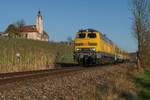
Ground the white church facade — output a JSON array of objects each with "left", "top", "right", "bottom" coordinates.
[{"left": 20, "top": 11, "right": 49, "bottom": 41}]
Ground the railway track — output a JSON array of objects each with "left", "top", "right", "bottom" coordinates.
[
  {"left": 0, "top": 67, "right": 85, "bottom": 85},
  {"left": 0, "top": 63, "right": 130, "bottom": 85}
]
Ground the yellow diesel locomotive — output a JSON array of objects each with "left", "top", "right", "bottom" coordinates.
[{"left": 74, "top": 29, "right": 129, "bottom": 65}]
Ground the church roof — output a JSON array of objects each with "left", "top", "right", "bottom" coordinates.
[{"left": 20, "top": 25, "right": 38, "bottom": 33}]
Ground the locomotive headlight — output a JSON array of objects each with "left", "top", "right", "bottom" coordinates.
[
  {"left": 91, "top": 48, "right": 96, "bottom": 51},
  {"left": 76, "top": 48, "right": 81, "bottom": 51}
]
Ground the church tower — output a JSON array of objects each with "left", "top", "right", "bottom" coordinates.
[{"left": 36, "top": 10, "right": 43, "bottom": 34}]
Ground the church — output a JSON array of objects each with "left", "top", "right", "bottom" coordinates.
[{"left": 20, "top": 11, "right": 49, "bottom": 41}]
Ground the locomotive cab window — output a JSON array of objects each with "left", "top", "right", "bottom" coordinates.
[
  {"left": 76, "top": 33, "right": 86, "bottom": 38},
  {"left": 88, "top": 33, "right": 96, "bottom": 38}
]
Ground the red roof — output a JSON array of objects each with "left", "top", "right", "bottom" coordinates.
[{"left": 20, "top": 25, "right": 38, "bottom": 32}]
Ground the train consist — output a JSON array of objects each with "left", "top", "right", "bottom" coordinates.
[{"left": 73, "top": 29, "right": 129, "bottom": 65}]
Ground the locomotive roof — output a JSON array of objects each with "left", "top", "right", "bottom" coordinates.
[
  {"left": 79, "top": 28, "right": 98, "bottom": 32},
  {"left": 101, "top": 34, "right": 113, "bottom": 43}
]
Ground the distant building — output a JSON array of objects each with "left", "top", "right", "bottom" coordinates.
[
  {"left": 0, "top": 32, "right": 8, "bottom": 37},
  {"left": 20, "top": 11, "right": 49, "bottom": 41},
  {"left": 129, "top": 52, "right": 137, "bottom": 63},
  {"left": 0, "top": 11, "right": 49, "bottom": 41}
]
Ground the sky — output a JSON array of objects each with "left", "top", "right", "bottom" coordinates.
[{"left": 0, "top": 0, "right": 137, "bottom": 52}]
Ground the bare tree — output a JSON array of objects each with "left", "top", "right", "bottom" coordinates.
[
  {"left": 15, "top": 19, "right": 26, "bottom": 28},
  {"left": 131, "top": 0, "right": 150, "bottom": 69},
  {"left": 5, "top": 19, "right": 26, "bottom": 38},
  {"left": 67, "top": 36, "right": 73, "bottom": 46}
]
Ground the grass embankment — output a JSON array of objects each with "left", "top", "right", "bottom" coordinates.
[
  {"left": 93, "top": 65, "right": 150, "bottom": 100},
  {"left": 0, "top": 37, "right": 74, "bottom": 73},
  {"left": 134, "top": 69, "right": 150, "bottom": 100},
  {"left": 94, "top": 64, "right": 138, "bottom": 100}
]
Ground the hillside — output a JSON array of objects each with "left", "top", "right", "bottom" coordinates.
[{"left": 0, "top": 37, "right": 74, "bottom": 73}]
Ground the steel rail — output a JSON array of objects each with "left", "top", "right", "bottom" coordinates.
[{"left": 0, "top": 67, "right": 85, "bottom": 85}]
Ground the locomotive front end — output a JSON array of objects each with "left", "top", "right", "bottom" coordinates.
[{"left": 74, "top": 29, "right": 99, "bottom": 65}]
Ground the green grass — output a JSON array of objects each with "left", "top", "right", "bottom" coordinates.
[
  {"left": 135, "top": 69, "right": 150, "bottom": 100},
  {"left": 0, "top": 37, "right": 74, "bottom": 73}
]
